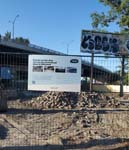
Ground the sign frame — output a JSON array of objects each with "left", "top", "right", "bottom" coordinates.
[{"left": 28, "top": 55, "right": 81, "bottom": 92}]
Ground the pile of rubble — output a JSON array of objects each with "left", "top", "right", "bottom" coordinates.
[
  {"left": 23, "top": 92, "right": 128, "bottom": 110},
  {"left": 26, "top": 92, "right": 79, "bottom": 109},
  {"left": 70, "top": 111, "right": 98, "bottom": 128},
  {"left": 77, "top": 92, "right": 121, "bottom": 108}
]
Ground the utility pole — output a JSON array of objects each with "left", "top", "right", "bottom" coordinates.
[{"left": 9, "top": 14, "right": 19, "bottom": 39}]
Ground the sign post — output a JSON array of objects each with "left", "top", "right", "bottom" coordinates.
[
  {"left": 90, "top": 51, "right": 94, "bottom": 93},
  {"left": 119, "top": 55, "right": 125, "bottom": 97}
]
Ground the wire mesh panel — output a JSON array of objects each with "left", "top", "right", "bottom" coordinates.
[
  {"left": 0, "top": 52, "right": 128, "bottom": 93},
  {"left": 81, "top": 55, "right": 129, "bottom": 93},
  {"left": 0, "top": 52, "right": 129, "bottom": 149},
  {"left": 0, "top": 53, "right": 28, "bottom": 91}
]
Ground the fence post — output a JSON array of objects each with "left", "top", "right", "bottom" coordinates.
[
  {"left": 90, "top": 52, "right": 94, "bottom": 93},
  {"left": 0, "top": 82, "right": 7, "bottom": 112},
  {"left": 128, "top": 57, "right": 129, "bottom": 86},
  {"left": 119, "top": 55, "right": 125, "bottom": 97}
]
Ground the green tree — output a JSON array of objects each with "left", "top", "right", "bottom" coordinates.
[
  {"left": 15, "top": 37, "right": 30, "bottom": 45},
  {"left": 91, "top": 0, "right": 129, "bottom": 85},
  {"left": 91, "top": 0, "right": 129, "bottom": 32},
  {"left": 4, "top": 31, "right": 11, "bottom": 40}
]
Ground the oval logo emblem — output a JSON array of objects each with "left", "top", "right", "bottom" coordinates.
[{"left": 70, "top": 59, "right": 79, "bottom": 63}]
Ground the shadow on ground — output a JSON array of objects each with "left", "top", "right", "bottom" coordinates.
[
  {"left": 2, "top": 108, "right": 129, "bottom": 115},
  {"left": 1, "top": 138, "right": 129, "bottom": 150},
  {"left": 0, "top": 125, "right": 8, "bottom": 140}
]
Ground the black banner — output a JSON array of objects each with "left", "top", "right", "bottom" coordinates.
[{"left": 80, "top": 30, "right": 129, "bottom": 55}]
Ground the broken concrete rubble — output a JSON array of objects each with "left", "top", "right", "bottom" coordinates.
[
  {"left": 1, "top": 92, "right": 129, "bottom": 149},
  {"left": 23, "top": 92, "right": 128, "bottom": 110}
]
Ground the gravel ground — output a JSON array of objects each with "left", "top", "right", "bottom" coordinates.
[{"left": 0, "top": 92, "right": 129, "bottom": 150}]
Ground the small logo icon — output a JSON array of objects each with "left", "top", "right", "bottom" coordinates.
[{"left": 70, "top": 59, "right": 79, "bottom": 63}]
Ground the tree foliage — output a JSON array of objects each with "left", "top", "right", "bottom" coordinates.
[
  {"left": 15, "top": 37, "right": 30, "bottom": 45},
  {"left": 91, "top": 0, "right": 129, "bottom": 85},
  {"left": 3, "top": 32, "right": 30, "bottom": 45},
  {"left": 91, "top": 0, "right": 129, "bottom": 32},
  {"left": 4, "top": 31, "right": 11, "bottom": 40}
]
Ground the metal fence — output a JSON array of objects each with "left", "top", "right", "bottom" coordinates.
[
  {"left": 0, "top": 52, "right": 129, "bottom": 93},
  {"left": 0, "top": 52, "right": 129, "bottom": 149},
  {"left": 82, "top": 54, "right": 129, "bottom": 93}
]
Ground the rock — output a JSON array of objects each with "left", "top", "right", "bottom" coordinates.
[
  {"left": 46, "top": 136, "right": 63, "bottom": 145},
  {"left": 24, "top": 92, "right": 124, "bottom": 110}
]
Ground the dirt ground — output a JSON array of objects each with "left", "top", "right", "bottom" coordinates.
[{"left": 1, "top": 93, "right": 129, "bottom": 150}]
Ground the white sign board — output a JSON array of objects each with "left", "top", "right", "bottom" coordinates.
[
  {"left": 80, "top": 30, "right": 129, "bottom": 55},
  {"left": 28, "top": 55, "right": 81, "bottom": 92}
]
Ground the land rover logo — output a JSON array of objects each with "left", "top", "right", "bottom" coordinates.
[{"left": 70, "top": 59, "right": 79, "bottom": 63}]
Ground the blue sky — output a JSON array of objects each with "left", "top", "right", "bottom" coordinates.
[{"left": 0, "top": 0, "right": 120, "bottom": 55}]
